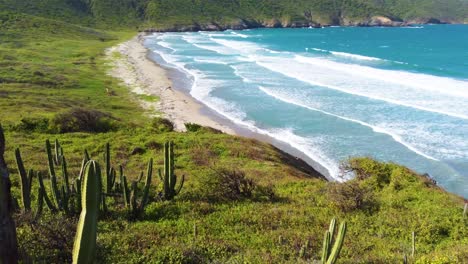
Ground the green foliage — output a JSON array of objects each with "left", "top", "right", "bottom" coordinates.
[
  {"left": 1, "top": 0, "right": 467, "bottom": 30},
  {"left": 184, "top": 123, "right": 203, "bottom": 132},
  {"left": 50, "top": 108, "right": 118, "bottom": 134},
  {"left": 150, "top": 117, "right": 174, "bottom": 133}
]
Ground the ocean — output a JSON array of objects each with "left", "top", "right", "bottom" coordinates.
[{"left": 144, "top": 25, "right": 468, "bottom": 198}]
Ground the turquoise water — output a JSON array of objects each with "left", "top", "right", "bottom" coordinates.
[{"left": 144, "top": 25, "right": 468, "bottom": 198}]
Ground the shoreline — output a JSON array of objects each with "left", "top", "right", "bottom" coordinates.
[
  {"left": 107, "top": 34, "right": 330, "bottom": 180},
  {"left": 106, "top": 34, "right": 236, "bottom": 134}
]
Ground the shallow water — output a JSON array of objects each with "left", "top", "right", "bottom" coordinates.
[{"left": 144, "top": 25, "right": 468, "bottom": 198}]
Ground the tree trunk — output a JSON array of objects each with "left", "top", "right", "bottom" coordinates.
[{"left": 0, "top": 124, "right": 19, "bottom": 264}]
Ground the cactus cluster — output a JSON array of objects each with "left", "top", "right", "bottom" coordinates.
[
  {"left": 120, "top": 158, "right": 153, "bottom": 218},
  {"left": 321, "top": 218, "right": 347, "bottom": 264},
  {"left": 159, "top": 142, "right": 184, "bottom": 201},
  {"left": 14, "top": 140, "right": 185, "bottom": 218}
]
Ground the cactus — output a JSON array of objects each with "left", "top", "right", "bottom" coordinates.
[
  {"left": 122, "top": 175, "right": 130, "bottom": 207},
  {"left": 104, "top": 143, "right": 113, "bottom": 193},
  {"left": 61, "top": 155, "right": 70, "bottom": 194},
  {"left": 120, "top": 159, "right": 153, "bottom": 218},
  {"left": 54, "top": 139, "right": 63, "bottom": 166},
  {"left": 129, "top": 181, "right": 138, "bottom": 218},
  {"left": 159, "top": 142, "right": 184, "bottom": 200},
  {"left": 46, "top": 139, "right": 62, "bottom": 209},
  {"left": 14, "top": 148, "right": 31, "bottom": 211},
  {"left": 321, "top": 218, "right": 347, "bottom": 264},
  {"left": 37, "top": 171, "right": 57, "bottom": 212},
  {"left": 72, "top": 160, "right": 101, "bottom": 264},
  {"left": 35, "top": 187, "right": 44, "bottom": 220},
  {"left": 140, "top": 158, "right": 153, "bottom": 211}
]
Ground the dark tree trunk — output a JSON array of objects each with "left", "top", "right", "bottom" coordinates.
[{"left": 0, "top": 124, "right": 19, "bottom": 264}]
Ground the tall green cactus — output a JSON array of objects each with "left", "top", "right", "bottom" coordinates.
[
  {"left": 159, "top": 142, "right": 184, "bottom": 200},
  {"left": 120, "top": 159, "right": 153, "bottom": 219},
  {"left": 46, "top": 139, "right": 62, "bottom": 209},
  {"left": 72, "top": 160, "right": 100, "bottom": 264},
  {"left": 321, "top": 218, "right": 347, "bottom": 264},
  {"left": 14, "top": 148, "right": 31, "bottom": 211},
  {"left": 54, "top": 139, "right": 63, "bottom": 166},
  {"left": 140, "top": 158, "right": 153, "bottom": 211},
  {"left": 61, "top": 155, "right": 70, "bottom": 194},
  {"left": 37, "top": 171, "right": 57, "bottom": 212}
]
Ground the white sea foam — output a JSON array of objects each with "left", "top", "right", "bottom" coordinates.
[
  {"left": 156, "top": 41, "right": 177, "bottom": 52},
  {"left": 231, "top": 31, "right": 249, "bottom": 38},
  {"left": 330, "top": 51, "right": 384, "bottom": 61},
  {"left": 259, "top": 86, "right": 439, "bottom": 161},
  {"left": 251, "top": 55, "right": 468, "bottom": 119},
  {"left": 202, "top": 36, "right": 468, "bottom": 118},
  {"left": 193, "top": 58, "right": 230, "bottom": 65}
]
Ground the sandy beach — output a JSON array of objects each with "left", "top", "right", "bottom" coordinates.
[{"left": 106, "top": 34, "right": 236, "bottom": 134}]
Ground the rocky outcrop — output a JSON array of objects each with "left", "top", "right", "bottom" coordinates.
[{"left": 142, "top": 14, "right": 454, "bottom": 33}]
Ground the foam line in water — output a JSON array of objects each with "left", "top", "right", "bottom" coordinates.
[
  {"left": 156, "top": 41, "right": 177, "bottom": 52},
  {"left": 251, "top": 56, "right": 468, "bottom": 120},
  {"left": 294, "top": 55, "right": 468, "bottom": 98},
  {"left": 199, "top": 37, "right": 468, "bottom": 119},
  {"left": 330, "top": 51, "right": 384, "bottom": 61},
  {"left": 259, "top": 86, "right": 439, "bottom": 161},
  {"left": 231, "top": 31, "right": 249, "bottom": 38},
  {"left": 149, "top": 44, "right": 340, "bottom": 179}
]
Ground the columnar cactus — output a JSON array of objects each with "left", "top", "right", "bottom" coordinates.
[
  {"left": 54, "top": 139, "right": 63, "bottom": 166},
  {"left": 14, "top": 148, "right": 31, "bottom": 211},
  {"left": 72, "top": 160, "right": 101, "bottom": 264},
  {"left": 37, "top": 171, "right": 57, "bottom": 212},
  {"left": 46, "top": 139, "right": 61, "bottom": 209},
  {"left": 321, "top": 218, "right": 347, "bottom": 264},
  {"left": 140, "top": 158, "right": 153, "bottom": 211},
  {"left": 159, "top": 142, "right": 184, "bottom": 200},
  {"left": 121, "top": 159, "right": 153, "bottom": 219}
]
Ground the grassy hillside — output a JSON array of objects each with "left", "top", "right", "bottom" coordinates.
[
  {"left": 1, "top": 0, "right": 467, "bottom": 29},
  {"left": 0, "top": 7, "right": 467, "bottom": 264}
]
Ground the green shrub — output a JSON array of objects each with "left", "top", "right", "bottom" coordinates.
[
  {"left": 150, "top": 117, "right": 174, "bottom": 133},
  {"left": 11, "top": 117, "right": 49, "bottom": 133},
  {"left": 15, "top": 213, "right": 77, "bottom": 263},
  {"left": 327, "top": 181, "right": 377, "bottom": 213},
  {"left": 50, "top": 108, "right": 117, "bottom": 133},
  {"left": 185, "top": 123, "right": 202, "bottom": 132},
  {"left": 197, "top": 168, "right": 276, "bottom": 203}
]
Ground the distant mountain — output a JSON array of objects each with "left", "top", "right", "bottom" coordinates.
[{"left": 1, "top": 0, "right": 467, "bottom": 29}]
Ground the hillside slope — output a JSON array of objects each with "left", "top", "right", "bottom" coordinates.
[{"left": 0, "top": 0, "right": 467, "bottom": 29}]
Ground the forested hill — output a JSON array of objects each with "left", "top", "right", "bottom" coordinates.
[{"left": 1, "top": 0, "right": 467, "bottom": 30}]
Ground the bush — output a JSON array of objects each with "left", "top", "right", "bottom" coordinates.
[
  {"left": 150, "top": 117, "right": 174, "bottom": 133},
  {"left": 185, "top": 122, "right": 202, "bottom": 132},
  {"left": 11, "top": 117, "right": 49, "bottom": 132},
  {"left": 198, "top": 168, "right": 276, "bottom": 202},
  {"left": 15, "top": 213, "right": 77, "bottom": 263},
  {"left": 50, "top": 108, "right": 117, "bottom": 133},
  {"left": 341, "top": 157, "right": 393, "bottom": 188},
  {"left": 327, "top": 181, "right": 377, "bottom": 213}
]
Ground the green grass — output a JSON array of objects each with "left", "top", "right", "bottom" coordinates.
[
  {"left": 1, "top": 9, "right": 467, "bottom": 264},
  {"left": 0, "top": 12, "right": 143, "bottom": 126}
]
